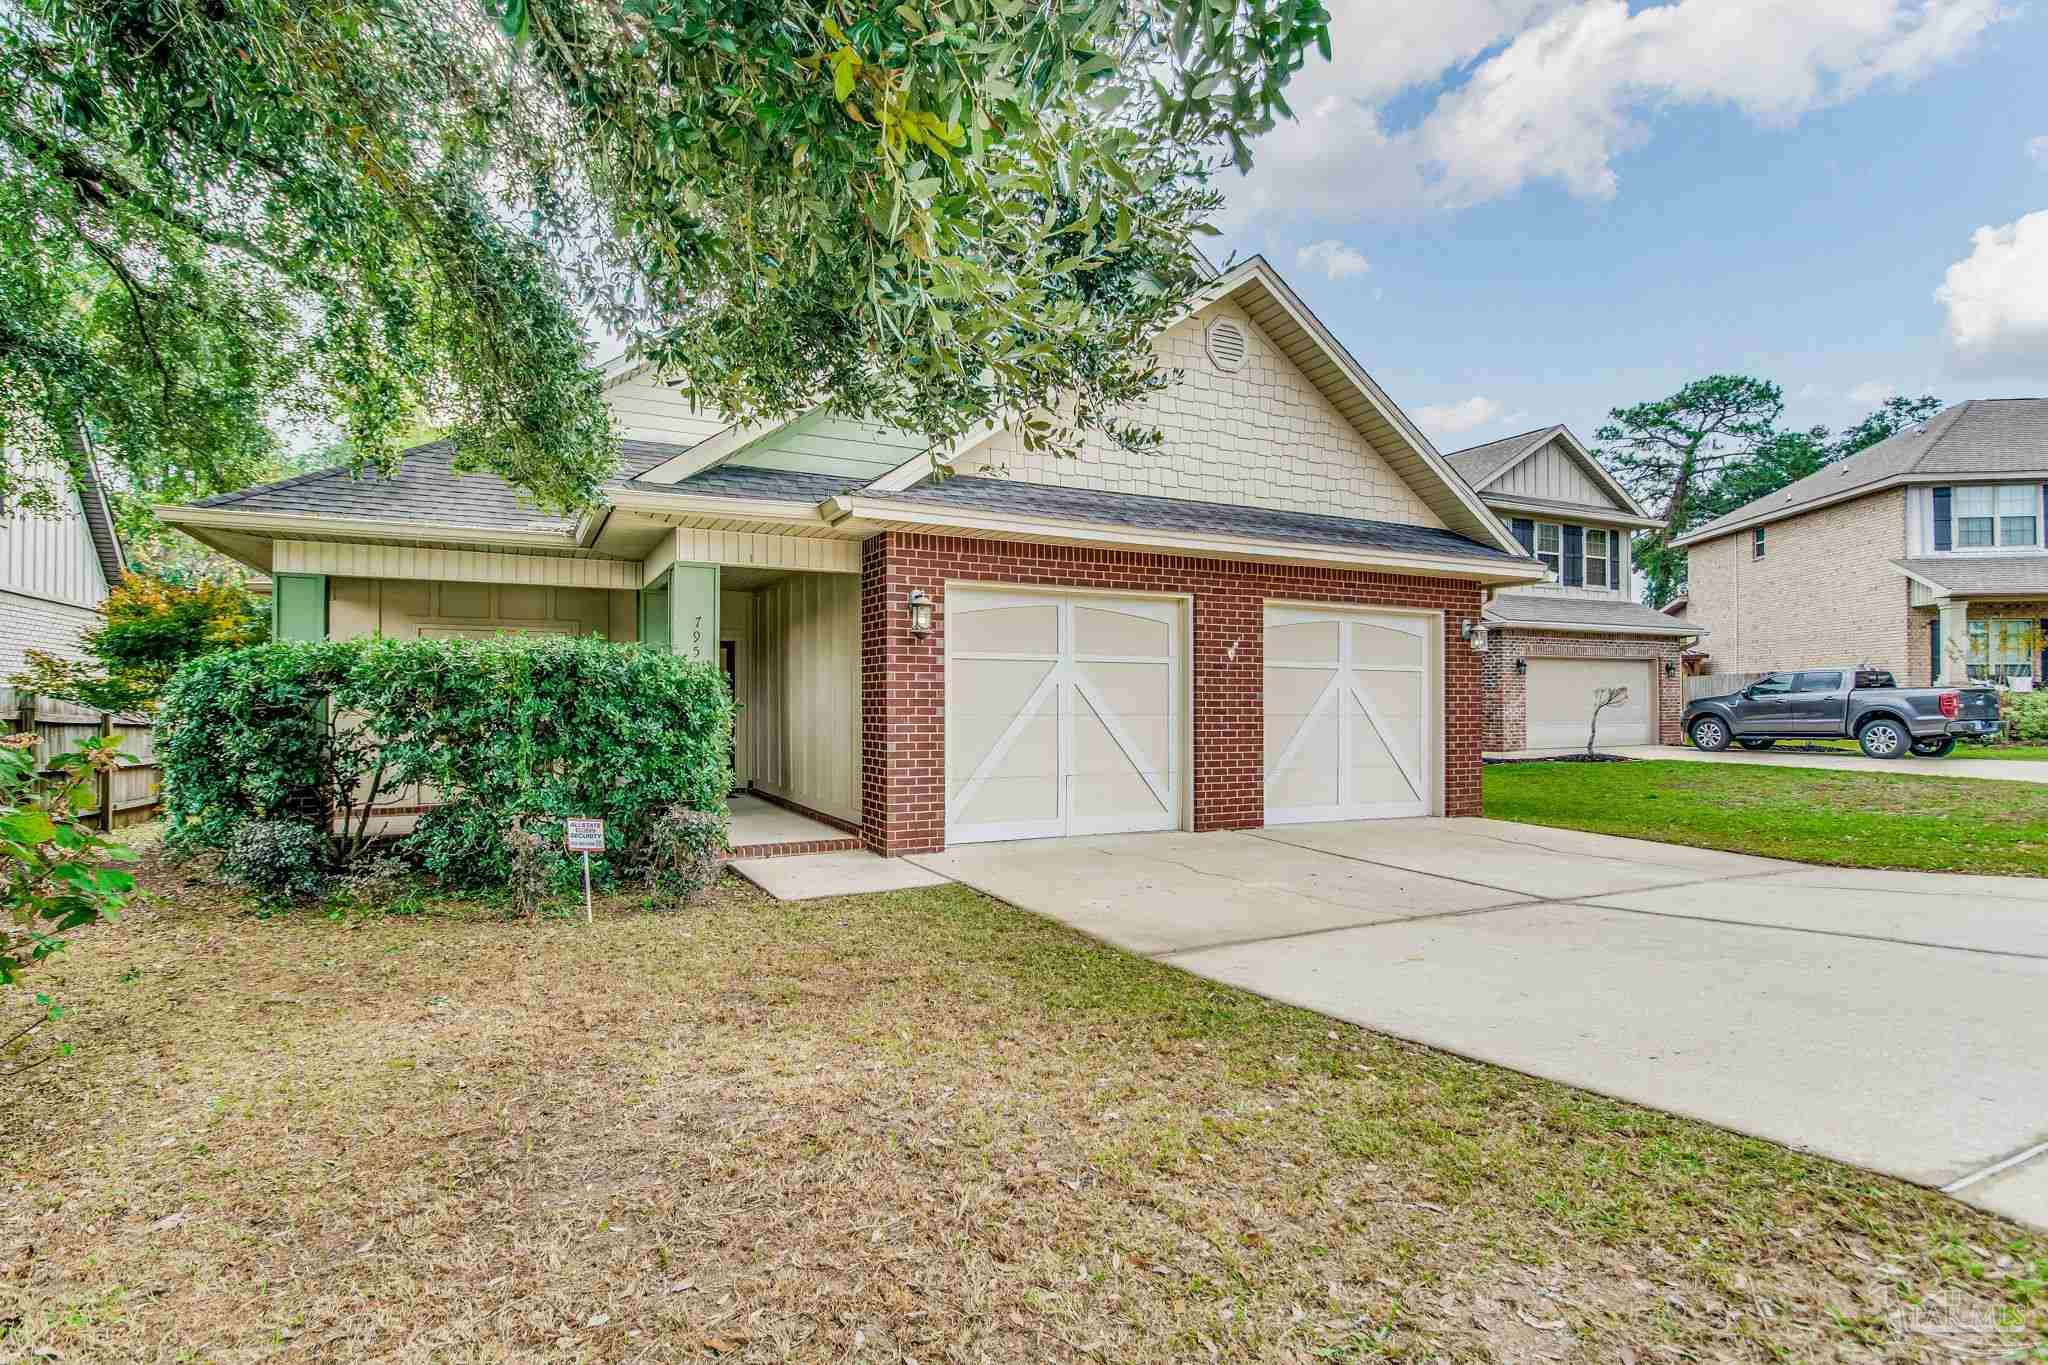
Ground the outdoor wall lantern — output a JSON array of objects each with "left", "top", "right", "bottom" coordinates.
[
  {"left": 1664, "top": 660, "right": 1678, "bottom": 677},
  {"left": 1514, "top": 658, "right": 1528, "bottom": 675},
  {"left": 1460, "top": 618, "right": 1488, "bottom": 653},
  {"left": 907, "top": 588, "right": 934, "bottom": 636}
]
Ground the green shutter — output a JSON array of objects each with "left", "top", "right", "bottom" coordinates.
[
  {"left": 272, "top": 573, "right": 328, "bottom": 641},
  {"left": 639, "top": 578, "right": 672, "bottom": 651}
]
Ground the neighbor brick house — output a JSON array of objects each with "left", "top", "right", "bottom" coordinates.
[
  {"left": 1673, "top": 399, "right": 2048, "bottom": 687},
  {"left": 1444, "top": 426, "right": 1700, "bottom": 751},
  {"left": 160, "top": 257, "right": 1545, "bottom": 856}
]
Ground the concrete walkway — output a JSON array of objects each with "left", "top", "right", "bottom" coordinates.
[
  {"left": 1532, "top": 743, "right": 2048, "bottom": 783},
  {"left": 910, "top": 820, "right": 2048, "bottom": 1229}
]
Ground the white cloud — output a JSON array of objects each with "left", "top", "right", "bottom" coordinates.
[
  {"left": 1227, "top": 0, "right": 2007, "bottom": 225},
  {"left": 1847, "top": 380, "right": 1895, "bottom": 404},
  {"left": 1417, "top": 396, "right": 1504, "bottom": 434},
  {"left": 2030, "top": 135, "right": 2048, "bottom": 163},
  {"left": 1936, "top": 210, "right": 2048, "bottom": 371},
  {"left": 1296, "top": 240, "right": 1372, "bottom": 280}
]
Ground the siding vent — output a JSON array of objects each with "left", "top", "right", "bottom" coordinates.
[{"left": 1204, "top": 319, "right": 1249, "bottom": 372}]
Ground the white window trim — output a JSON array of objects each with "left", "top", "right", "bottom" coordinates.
[
  {"left": 1534, "top": 522, "right": 1562, "bottom": 580},
  {"left": 1752, "top": 526, "right": 1767, "bottom": 560},
  {"left": 1945, "top": 483, "right": 2044, "bottom": 555},
  {"left": 1584, "top": 528, "right": 1610, "bottom": 588}
]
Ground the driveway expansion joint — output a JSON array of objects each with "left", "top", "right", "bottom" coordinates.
[{"left": 1573, "top": 899, "right": 2048, "bottom": 962}]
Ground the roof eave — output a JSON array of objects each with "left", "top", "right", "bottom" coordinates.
[
  {"left": 1482, "top": 610, "right": 1705, "bottom": 639},
  {"left": 156, "top": 505, "right": 585, "bottom": 553},
  {"left": 825, "top": 494, "right": 1547, "bottom": 585}
]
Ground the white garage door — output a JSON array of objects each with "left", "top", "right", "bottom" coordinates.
[
  {"left": 1527, "top": 658, "right": 1654, "bottom": 749},
  {"left": 946, "top": 588, "right": 1182, "bottom": 844},
  {"left": 1264, "top": 606, "right": 1434, "bottom": 824}
]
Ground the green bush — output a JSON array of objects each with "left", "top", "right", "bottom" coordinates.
[
  {"left": 159, "top": 635, "right": 733, "bottom": 890},
  {"left": 220, "top": 819, "right": 330, "bottom": 902},
  {"left": 0, "top": 734, "right": 138, "bottom": 986},
  {"left": 2001, "top": 689, "right": 2048, "bottom": 743}
]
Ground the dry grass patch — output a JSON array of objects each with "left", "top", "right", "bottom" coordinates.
[{"left": 4, "top": 839, "right": 2045, "bottom": 1362}]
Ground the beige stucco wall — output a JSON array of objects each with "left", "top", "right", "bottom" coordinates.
[
  {"left": 1685, "top": 489, "right": 1910, "bottom": 676},
  {"left": 741, "top": 574, "right": 860, "bottom": 823},
  {"left": 966, "top": 299, "right": 1443, "bottom": 528},
  {"left": 327, "top": 579, "right": 637, "bottom": 642}
]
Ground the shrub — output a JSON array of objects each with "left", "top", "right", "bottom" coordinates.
[
  {"left": 12, "top": 575, "right": 268, "bottom": 714},
  {"left": 2002, "top": 688, "right": 2048, "bottom": 743},
  {"left": 220, "top": 819, "right": 330, "bottom": 902},
  {"left": 0, "top": 733, "right": 138, "bottom": 986},
  {"left": 159, "top": 635, "right": 733, "bottom": 891},
  {"left": 643, "top": 806, "right": 729, "bottom": 907}
]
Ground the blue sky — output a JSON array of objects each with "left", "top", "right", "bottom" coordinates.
[{"left": 1212, "top": 0, "right": 2048, "bottom": 455}]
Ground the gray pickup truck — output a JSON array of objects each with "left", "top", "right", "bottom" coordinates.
[{"left": 1683, "top": 667, "right": 2002, "bottom": 759}]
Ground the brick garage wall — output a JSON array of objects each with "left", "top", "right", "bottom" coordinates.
[
  {"left": 1478, "top": 628, "right": 1688, "bottom": 751},
  {"left": 861, "top": 532, "right": 1487, "bottom": 856},
  {"left": 1683, "top": 489, "right": 1911, "bottom": 678},
  {"left": 1907, "top": 601, "right": 2048, "bottom": 687}
]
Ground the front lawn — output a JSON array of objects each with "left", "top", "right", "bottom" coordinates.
[
  {"left": 1729, "top": 737, "right": 2048, "bottom": 762},
  {"left": 1487, "top": 759, "right": 2048, "bottom": 875},
  {"left": 5, "top": 841, "right": 2044, "bottom": 1361}
]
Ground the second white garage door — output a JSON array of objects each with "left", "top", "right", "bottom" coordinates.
[
  {"left": 1264, "top": 605, "right": 1436, "bottom": 824},
  {"left": 1527, "top": 658, "right": 1655, "bottom": 749},
  {"left": 946, "top": 588, "right": 1183, "bottom": 845}
]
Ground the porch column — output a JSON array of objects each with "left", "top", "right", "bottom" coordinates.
[
  {"left": 859, "top": 533, "right": 945, "bottom": 857},
  {"left": 1936, "top": 598, "right": 1970, "bottom": 685}
]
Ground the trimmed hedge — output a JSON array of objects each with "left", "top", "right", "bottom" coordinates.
[{"left": 159, "top": 635, "right": 732, "bottom": 890}]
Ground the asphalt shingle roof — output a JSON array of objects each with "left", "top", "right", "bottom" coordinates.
[
  {"left": 869, "top": 476, "right": 1525, "bottom": 562},
  {"left": 1483, "top": 592, "right": 1701, "bottom": 635},
  {"left": 1682, "top": 399, "right": 2048, "bottom": 543},
  {"left": 192, "top": 438, "right": 700, "bottom": 532},
  {"left": 630, "top": 465, "right": 869, "bottom": 501},
  {"left": 1891, "top": 556, "right": 2048, "bottom": 597},
  {"left": 1443, "top": 428, "right": 1551, "bottom": 488}
]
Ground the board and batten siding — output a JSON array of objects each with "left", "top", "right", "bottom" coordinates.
[
  {"left": 0, "top": 483, "right": 109, "bottom": 673},
  {"left": 742, "top": 574, "right": 860, "bottom": 824},
  {"left": 1488, "top": 438, "right": 1625, "bottom": 510},
  {"left": 965, "top": 299, "right": 1443, "bottom": 528}
]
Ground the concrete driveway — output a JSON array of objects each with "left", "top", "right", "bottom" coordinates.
[
  {"left": 909, "top": 820, "right": 2048, "bottom": 1229},
  {"left": 1605, "top": 743, "right": 2048, "bottom": 783}
]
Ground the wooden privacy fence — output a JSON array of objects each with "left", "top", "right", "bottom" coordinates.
[
  {"left": 3, "top": 690, "right": 160, "bottom": 829},
  {"left": 1684, "top": 672, "right": 1769, "bottom": 702}
]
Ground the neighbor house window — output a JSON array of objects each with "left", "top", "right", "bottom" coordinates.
[
  {"left": 1584, "top": 528, "right": 1610, "bottom": 587},
  {"left": 1752, "top": 526, "right": 1767, "bottom": 559},
  {"left": 1535, "top": 523, "right": 1561, "bottom": 579},
  {"left": 1968, "top": 618, "right": 2038, "bottom": 683},
  {"left": 1952, "top": 485, "right": 2038, "bottom": 549}
]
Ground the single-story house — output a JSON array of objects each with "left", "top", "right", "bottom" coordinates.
[
  {"left": 1443, "top": 426, "right": 1701, "bottom": 750},
  {"left": 1673, "top": 398, "right": 2048, "bottom": 686},
  {"left": 159, "top": 256, "right": 1545, "bottom": 856}
]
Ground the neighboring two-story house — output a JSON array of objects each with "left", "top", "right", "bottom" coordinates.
[
  {"left": 1446, "top": 425, "right": 1700, "bottom": 751},
  {"left": 1673, "top": 399, "right": 2048, "bottom": 687},
  {"left": 0, "top": 451, "right": 125, "bottom": 678}
]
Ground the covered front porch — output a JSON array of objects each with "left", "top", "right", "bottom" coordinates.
[{"left": 1896, "top": 557, "right": 2048, "bottom": 687}]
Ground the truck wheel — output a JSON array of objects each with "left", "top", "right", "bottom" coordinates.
[
  {"left": 1857, "top": 718, "right": 1908, "bottom": 759},
  {"left": 1690, "top": 717, "right": 1731, "bottom": 752},
  {"left": 1736, "top": 738, "right": 1776, "bottom": 751},
  {"left": 1910, "top": 735, "right": 1957, "bottom": 758}
]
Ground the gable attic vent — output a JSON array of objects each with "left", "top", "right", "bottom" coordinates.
[{"left": 1204, "top": 318, "right": 1249, "bottom": 373}]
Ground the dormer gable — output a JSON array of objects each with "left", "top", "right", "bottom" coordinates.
[{"left": 1446, "top": 425, "right": 1659, "bottom": 529}]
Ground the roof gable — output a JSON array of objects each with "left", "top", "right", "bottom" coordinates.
[
  {"left": 866, "top": 257, "right": 1522, "bottom": 555},
  {"left": 1447, "top": 425, "right": 1647, "bottom": 519}
]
